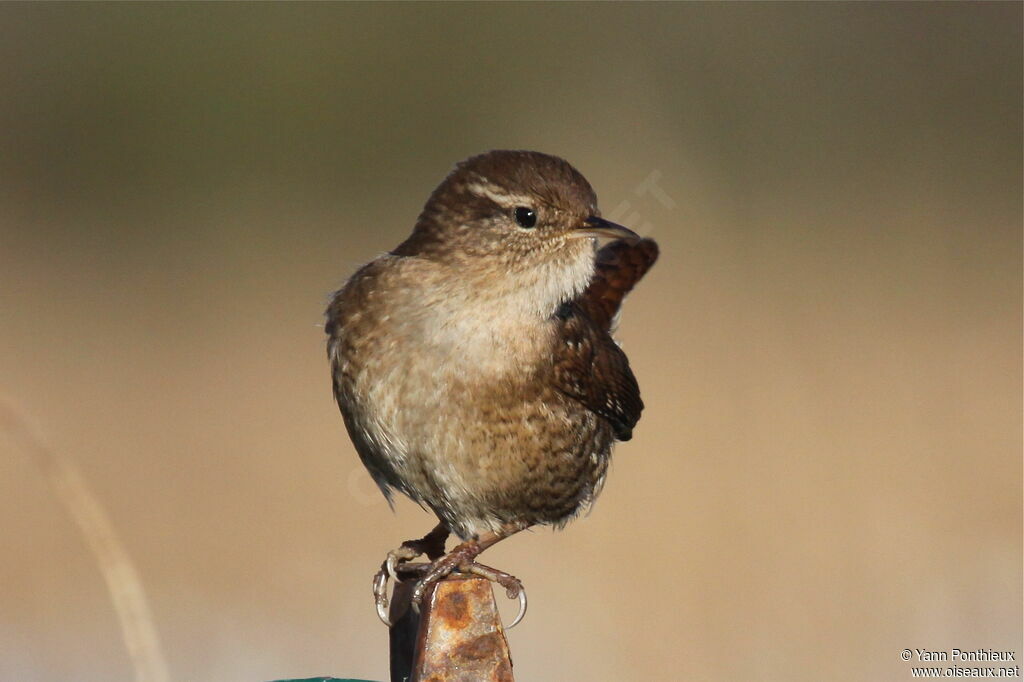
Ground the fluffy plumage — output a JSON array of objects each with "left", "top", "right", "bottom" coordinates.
[{"left": 326, "top": 150, "right": 658, "bottom": 541}]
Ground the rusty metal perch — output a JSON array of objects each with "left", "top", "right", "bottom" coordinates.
[{"left": 388, "top": 572, "right": 514, "bottom": 682}]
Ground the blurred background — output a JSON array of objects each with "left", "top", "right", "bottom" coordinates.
[{"left": 1, "top": 3, "right": 1020, "bottom": 681}]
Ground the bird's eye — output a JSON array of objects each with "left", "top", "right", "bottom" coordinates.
[{"left": 513, "top": 206, "right": 537, "bottom": 229}]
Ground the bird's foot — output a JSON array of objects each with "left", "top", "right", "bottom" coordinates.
[
  {"left": 372, "top": 525, "right": 450, "bottom": 626},
  {"left": 408, "top": 541, "right": 528, "bottom": 629},
  {"left": 462, "top": 562, "right": 525, "bottom": 602},
  {"left": 390, "top": 523, "right": 449, "bottom": 571},
  {"left": 372, "top": 523, "right": 529, "bottom": 628},
  {"left": 407, "top": 539, "right": 482, "bottom": 605},
  {"left": 460, "top": 560, "right": 528, "bottom": 628}
]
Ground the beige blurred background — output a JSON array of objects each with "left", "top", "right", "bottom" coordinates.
[{"left": 1, "top": 4, "right": 1020, "bottom": 681}]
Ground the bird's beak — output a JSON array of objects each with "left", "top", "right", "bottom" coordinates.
[{"left": 574, "top": 216, "right": 641, "bottom": 244}]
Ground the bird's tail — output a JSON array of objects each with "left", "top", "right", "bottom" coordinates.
[{"left": 582, "top": 238, "right": 660, "bottom": 330}]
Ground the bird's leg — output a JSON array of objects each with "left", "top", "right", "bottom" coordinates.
[
  {"left": 372, "top": 523, "right": 449, "bottom": 625},
  {"left": 409, "top": 522, "right": 529, "bottom": 626}
]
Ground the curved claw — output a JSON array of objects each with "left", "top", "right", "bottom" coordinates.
[
  {"left": 459, "top": 561, "right": 528, "bottom": 629},
  {"left": 372, "top": 565, "right": 392, "bottom": 627},
  {"left": 506, "top": 585, "right": 528, "bottom": 629},
  {"left": 386, "top": 552, "right": 402, "bottom": 581}
]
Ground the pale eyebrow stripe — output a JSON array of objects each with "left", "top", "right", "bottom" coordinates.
[{"left": 464, "top": 181, "right": 536, "bottom": 209}]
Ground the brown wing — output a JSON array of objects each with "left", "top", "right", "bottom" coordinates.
[{"left": 553, "top": 238, "right": 659, "bottom": 441}]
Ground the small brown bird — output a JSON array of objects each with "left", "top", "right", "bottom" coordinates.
[{"left": 325, "top": 150, "right": 658, "bottom": 624}]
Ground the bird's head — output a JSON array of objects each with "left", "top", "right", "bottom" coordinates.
[{"left": 394, "top": 150, "right": 638, "bottom": 309}]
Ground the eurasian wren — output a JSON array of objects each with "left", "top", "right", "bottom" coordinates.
[{"left": 325, "top": 150, "right": 658, "bottom": 621}]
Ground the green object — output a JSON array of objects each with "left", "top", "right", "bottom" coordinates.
[{"left": 271, "top": 678, "right": 379, "bottom": 682}]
